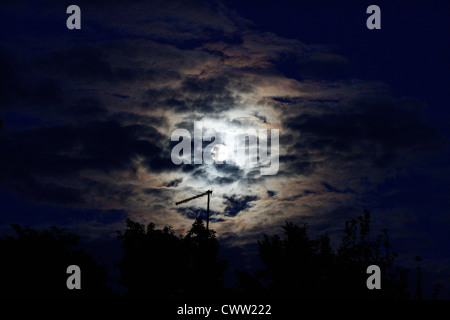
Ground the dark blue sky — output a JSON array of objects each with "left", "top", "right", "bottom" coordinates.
[{"left": 225, "top": 0, "right": 448, "bottom": 108}]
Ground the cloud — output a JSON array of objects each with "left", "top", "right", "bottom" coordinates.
[
  {"left": 166, "top": 178, "right": 183, "bottom": 188},
  {"left": 0, "top": 0, "right": 445, "bottom": 258},
  {"left": 223, "top": 194, "right": 259, "bottom": 217}
]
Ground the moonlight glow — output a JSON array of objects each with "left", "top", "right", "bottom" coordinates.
[{"left": 211, "top": 144, "right": 229, "bottom": 163}]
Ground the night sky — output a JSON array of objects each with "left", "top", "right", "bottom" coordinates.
[{"left": 0, "top": 0, "right": 448, "bottom": 298}]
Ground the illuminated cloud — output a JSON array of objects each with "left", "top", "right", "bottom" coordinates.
[{"left": 0, "top": 0, "right": 444, "bottom": 254}]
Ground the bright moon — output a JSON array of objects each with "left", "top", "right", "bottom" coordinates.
[{"left": 211, "top": 144, "right": 228, "bottom": 163}]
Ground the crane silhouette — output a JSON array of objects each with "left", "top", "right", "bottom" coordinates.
[{"left": 176, "top": 190, "right": 213, "bottom": 230}]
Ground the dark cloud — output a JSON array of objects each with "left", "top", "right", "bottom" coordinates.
[
  {"left": 145, "top": 68, "right": 182, "bottom": 83},
  {"left": 283, "top": 98, "right": 439, "bottom": 171},
  {"left": 288, "top": 52, "right": 351, "bottom": 81},
  {"left": 0, "top": 50, "right": 23, "bottom": 107},
  {"left": 0, "top": 188, "right": 126, "bottom": 225},
  {"left": 267, "top": 190, "right": 277, "bottom": 198},
  {"left": 112, "top": 94, "right": 130, "bottom": 99},
  {"left": 223, "top": 194, "right": 258, "bottom": 217},
  {"left": 214, "top": 164, "right": 244, "bottom": 184},
  {"left": 43, "top": 46, "right": 117, "bottom": 81},
  {"left": 321, "top": 182, "right": 354, "bottom": 194},
  {"left": 177, "top": 207, "right": 219, "bottom": 221},
  {"left": 166, "top": 178, "right": 183, "bottom": 188},
  {"left": 0, "top": 62, "right": 63, "bottom": 113},
  {"left": 65, "top": 98, "right": 108, "bottom": 123},
  {"left": 215, "top": 175, "right": 236, "bottom": 185},
  {"left": 143, "top": 74, "right": 249, "bottom": 113},
  {"left": 0, "top": 120, "right": 177, "bottom": 204},
  {"left": 108, "top": 112, "right": 168, "bottom": 128},
  {"left": 142, "top": 188, "right": 165, "bottom": 196},
  {"left": 9, "top": 178, "right": 84, "bottom": 206}
]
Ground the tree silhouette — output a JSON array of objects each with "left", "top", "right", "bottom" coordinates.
[
  {"left": 414, "top": 256, "right": 423, "bottom": 300},
  {"left": 183, "top": 217, "right": 228, "bottom": 299},
  {"left": 335, "top": 211, "right": 409, "bottom": 299},
  {"left": 116, "top": 218, "right": 187, "bottom": 299},
  {"left": 254, "top": 221, "right": 334, "bottom": 299},
  {"left": 0, "top": 225, "right": 112, "bottom": 299},
  {"left": 116, "top": 216, "right": 227, "bottom": 299},
  {"left": 432, "top": 283, "right": 443, "bottom": 300},
  {"left": 235, "top": 211, "right": 410, "bottom": 300},
  {"left": 0, "top": 211, "right": 433, "bottom": 299}
]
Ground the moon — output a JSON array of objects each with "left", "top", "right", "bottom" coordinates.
[{"left": 211, "top": 144, "right": 229, "bottom": 163}]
